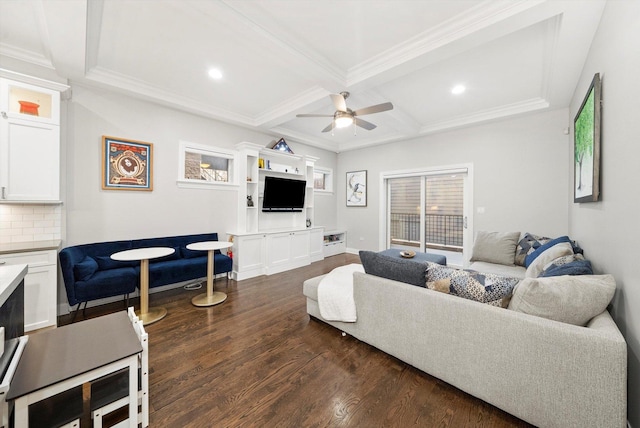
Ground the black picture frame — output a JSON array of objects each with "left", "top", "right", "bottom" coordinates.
[{"left": 573, "top": 73, "right": 601, "bottom": 203}]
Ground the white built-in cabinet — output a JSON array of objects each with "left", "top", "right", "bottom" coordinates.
[
  {"left": 230, "top": 142, "right": 323, "bottom": 280},
  {"left": 0, "top": 249, "right": 57, "bottom": 331},
  {"left": 0, "top": 71, "right": 68, "bottom": 202}
]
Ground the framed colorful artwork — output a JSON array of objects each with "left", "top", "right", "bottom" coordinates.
[
  {"left": 102, "top": 136, "right": 153, "bottom": 191},
  {"left": 346, "top": 170, "right": 367, "bottom": 207}
]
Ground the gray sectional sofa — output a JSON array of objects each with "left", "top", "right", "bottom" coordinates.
[{"left": 303, "top": 264, "right": 627, "bottom": 427}]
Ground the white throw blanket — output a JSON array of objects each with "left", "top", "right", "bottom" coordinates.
[{"left": 317, "top": 263, "right": 364, "bottom": 322}]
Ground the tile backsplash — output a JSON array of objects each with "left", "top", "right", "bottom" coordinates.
[{"left": 0, "top": 204, "right": 62, "bottom": 243}]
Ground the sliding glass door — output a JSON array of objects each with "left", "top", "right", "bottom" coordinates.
[{"left": 384, "top": 166, "right": 471, "bottom": 267}]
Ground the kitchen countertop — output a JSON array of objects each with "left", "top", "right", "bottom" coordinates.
[
  {"left": 0, "top": 240, "right": 61, "bottom": 255},
  {"left": 0, "top": 264, "right": 28, "bottom": 306}
]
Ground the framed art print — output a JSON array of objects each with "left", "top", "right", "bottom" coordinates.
[
  {"left": 574, "top": 73, "right": 601, "bottom": 203},
  {"left": 346, "top": 170, "right": 367, "bottom": 206},
  {"left": 102, "top": 136, "right": 153, "bottom": 191}
]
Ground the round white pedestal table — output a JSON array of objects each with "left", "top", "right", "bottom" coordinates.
[
  {"left": 111, "top": 247, "right": 175, "bottom": 325},
  {"left": 186, "top": 241, "right": 233, "bottom": 307}
]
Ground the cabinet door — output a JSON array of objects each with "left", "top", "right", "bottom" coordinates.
[
  {"left": 0, "top": 250, "right": 58, "bottom": 331},
  {"left": 24, "top": 263, "right": 57, "bottom": 331},
  {"left": 266, "top": 232, "right": 292, "bottom": 271},
  {"left": 0, "top": 117, "right": 60, "bottom": 201},
  {"left": 290, "top": 231, "right": 310, "bottom": 266},
  {"left": 1, "top": 78, "right": 61, "bottom": 125},
  {"left": 235, "top": 234, "right": 265, "bottom": 272},
  {"left": 309, "top": 228, "right": 324, "bottom": 262}
]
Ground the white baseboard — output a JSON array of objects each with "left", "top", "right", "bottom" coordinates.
[{"left": 57, "top": 274, "right": 226, "bottom": 315}]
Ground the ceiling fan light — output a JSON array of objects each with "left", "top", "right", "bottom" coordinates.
[{"left": 335, "top": 116, "right": 353, "bottom": 128}]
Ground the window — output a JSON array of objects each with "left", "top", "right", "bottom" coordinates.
[
  {"left": 177, "top": 141, "right": 237, "bottom": 189},
  {"left": 313, "top": 167, "right": 333, "bottom": 193}
]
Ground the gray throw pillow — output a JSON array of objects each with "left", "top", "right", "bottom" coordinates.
[
  {"left": 508, "top": 274, "right": 616, "bottom": 326},
  {"left": 470, "top": 231, "right": 520, "bottom": 266},
  {"left": 359, "top": 250, "right": 428, "bottom": 287}
]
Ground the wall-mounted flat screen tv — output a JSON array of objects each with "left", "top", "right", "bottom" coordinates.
[{"left": 262, "top": 176, "right": 306, "bottom": 212}]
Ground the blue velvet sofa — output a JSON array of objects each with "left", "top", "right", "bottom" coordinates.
[{"left": 59, "top": 233, "right": 232, "bottom": 312}]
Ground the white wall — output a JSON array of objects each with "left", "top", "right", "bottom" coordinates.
[
  {"left": 568, "top": 1, "right": 640, "bottom": 426},
  {"left": 337, "top": 109, "right": 570, "bottom": 253},
  {"left": 57, "top": 84, "right": 337, "bottom": 308},
  {"left": 64, "top": 84, "right": 337, "bottom": 244}
]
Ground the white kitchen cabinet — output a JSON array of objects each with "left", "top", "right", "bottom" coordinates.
[
  {"left": 0, "top": 249, "right": 57, "bottom": 331},
  {"left": 0, "top": 74, "right": 68, "bottom": 202}
]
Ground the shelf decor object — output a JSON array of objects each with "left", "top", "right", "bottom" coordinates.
[
  {"left": 346, "top": 170, "right": 367, "bottom": 207},
  {"left": 573, "top": 72, "right": 601, "bottom": 203},
  {"left": 102, "top": 136, "right": 153, "bottom": 191},
  {"left": 271, "top": 138, "right": 294, "bottom": 154}
]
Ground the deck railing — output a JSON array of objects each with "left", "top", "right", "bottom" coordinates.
[{"left": 390, "top": 213, "right": 463, "bottom": 251}]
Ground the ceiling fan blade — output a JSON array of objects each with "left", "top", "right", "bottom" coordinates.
[
  {"left": 353, "top": 102, "right": 394, "bottom": 116},
  {"left": 296, "top": 113, "right": 334, "bottom": 118},
  {"left": 354, "top": 118, "right": 377, "bottom": 130},
  {"left": 330, "top": 93, "right": 347, "bottom": 112},
  {"left": 321, "top": 122, "right": 334, "bottom": 133}
]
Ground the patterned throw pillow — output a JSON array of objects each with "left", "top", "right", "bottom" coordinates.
[
  {"left": 514, "top": 233, "right": 551, "bottom": 266},
  {"left": 425, "top": 262, "right": 521, "bottom": 307}
]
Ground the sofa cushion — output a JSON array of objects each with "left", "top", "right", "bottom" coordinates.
[
  {"left": 524, "top": 236, "right": 571, "bottom": 267},
  {"left": 426, "top": 262, "right": 520, "bottom": 307},
  {"left": 514, "top": 233, "right": 551, "bottom": 266},
  {"left": 540, "top": 254, "right": 593, "bottom": 277},
  {"left": 73, "top": 255, "right": 99, "bottom": 281},
  {"left": 525, "top": 242, "right": 574, "bottom": 278},
  {"left": 467, "top": 261, "right": 526, "bottom": 279},
  {"left": 470, "top": 231, "right": 520, "bottom": 266},
  {"left": 359, "top": 251, "right": 428, "bottom": 287},
  {"left": 508, "top": 275, "right": 616, "bottom": 326},
  {"left": 74, "top": 268, "right": 138, "bottom": 302}
]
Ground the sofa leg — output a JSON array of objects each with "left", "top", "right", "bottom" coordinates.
[
  {"left": 124, "top": 293, "right": 130, "bottom": 309},
  {"left": 71, "top": 303, "right": 81, "bottom": 323},
  {"left": 71, "top": 301, "right": 88, "bottom": 323}
]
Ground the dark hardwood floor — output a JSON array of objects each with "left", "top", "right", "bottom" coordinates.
[{"left": 59, "top": 253, "right": 532, "bottom": 427}]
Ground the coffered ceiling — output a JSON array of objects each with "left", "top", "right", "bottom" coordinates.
[{"left": 0, "top": 0, "right": 606, "bottom": 152}]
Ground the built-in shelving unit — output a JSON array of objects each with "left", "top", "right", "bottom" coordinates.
[
  {"left": 323, "top": 230, "right": 346, "bottom": 257},
  {"left": 231, "top": 142, "right": 322, "bottom": 280}
]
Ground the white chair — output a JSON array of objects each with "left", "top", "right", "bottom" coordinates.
[{"left": 91, "top": 308, "right": 149, "bottom": 428}]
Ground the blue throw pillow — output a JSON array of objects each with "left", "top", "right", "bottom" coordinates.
[
  {"left": 359, "top": 250, "right": 428, "bottom": 287},
  {"left": 74, "top": 255, "right": 99, "bottom": 281},
  {"left": 524, "top": 236, "right": 572, "bottom": 267}
]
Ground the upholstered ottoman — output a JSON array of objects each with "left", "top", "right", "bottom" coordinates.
[{"left": 378, "top": 249, "right": 446, "bottom": 265}]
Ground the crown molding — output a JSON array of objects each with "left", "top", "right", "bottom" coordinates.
[
  {"left": 254, "top": 86, "right": 330, "bottom": 127},
  {"left": 347, "top": 0, "right": 546, "bottom": 86},
  {"left": 83, "top": 66, "right": 255, "bottom": 126},
  {"left": 419, "top": 97, "right": 549, "bottom": 135},
  {"left": 0, "top": 43, "right": 54, "bottom": 70}
]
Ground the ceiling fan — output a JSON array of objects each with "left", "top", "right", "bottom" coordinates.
[{"left": 296, "top": 92, "right": 393, "bottom": 132}]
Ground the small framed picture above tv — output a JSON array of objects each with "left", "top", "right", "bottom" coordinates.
[{"left": 573, "top": 73, "right": 601, "bottom": 203}]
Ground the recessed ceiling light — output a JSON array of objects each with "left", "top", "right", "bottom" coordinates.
[
  {"left": 451, "top": 85, "right": 466, "bottom": 95},
  {"left": 208, "top": 68, "right": 223, "bottom": 80}
]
